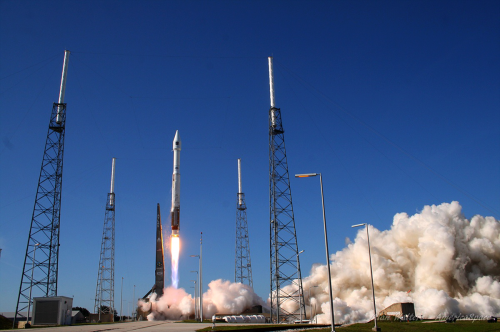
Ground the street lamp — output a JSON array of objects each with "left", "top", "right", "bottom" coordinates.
[
  {"left": 27, "top": 243, "right": 40, "bottom": 325},
  {"left": 352, "top": 223, "right": 380, "bottom": 332},
  {"left": 190, "top": 271, "right": 199, "bottom": 320},
  {"left": 133, "top": 285, "right": 136, "bottom": 321},
  {"left": 295, "top": 173, "right": 335, "bottom": 332}
]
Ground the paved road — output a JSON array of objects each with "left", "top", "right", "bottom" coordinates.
[{"left": 22, "top": 321, "right": 216, "bottom": 332}]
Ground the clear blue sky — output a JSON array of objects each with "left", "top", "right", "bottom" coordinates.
[{"left": 1, "top": 0, "right": 498, "bottom": 315}]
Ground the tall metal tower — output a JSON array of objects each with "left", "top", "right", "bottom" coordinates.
[
  {"left": 94, "top": 158, "right": 116, "bottom": 320},
  {"left": 14, "top": 50, "right": 70, "bottom": 327},
  {"left": 235, "top": 158, "right": 253, "bottom": 288},
  {"left": 268, "top": 57, "right": 305, "bottom": 323},
  {"left": 155, "top": 203, "right": 164, "bottom": 298}
]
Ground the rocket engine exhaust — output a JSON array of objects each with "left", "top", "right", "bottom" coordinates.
[{"left": 171, "top": 236, "right": 180, "bottom": 289}]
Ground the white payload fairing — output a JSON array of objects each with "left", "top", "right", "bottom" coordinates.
[{"left": 171, "top": 130, "right": 181, "bottom": 236}]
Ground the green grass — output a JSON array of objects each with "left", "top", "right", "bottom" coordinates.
[
  {"left": 306, "top": 320, "right": 499, "bottom": 332},
  {"left": 197, "top": 321, "right": 499, "bottom": 332}
]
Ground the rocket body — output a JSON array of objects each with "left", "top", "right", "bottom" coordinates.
[{"left": 171, "top": 130, "right": 181, "bottom": 236}]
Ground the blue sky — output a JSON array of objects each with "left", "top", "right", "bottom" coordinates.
[{"left": 1, "top": 0, "right": 498, "bottom": 315}]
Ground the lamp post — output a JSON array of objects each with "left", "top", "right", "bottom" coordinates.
[
  {"left": 295, "top": 173, "right": 335, "bottom": 332},
  {"left": 133, "top": 285, "right": 136, "bottom": 321},
  {"left": 352, "top": 223, "right": 380, "bottom": 332},
  {"left": 297, "top": 249, "right": 305, "bottom": 323},
  {"left": 27, "top": 243, "right": 40, "bottom": 325}
]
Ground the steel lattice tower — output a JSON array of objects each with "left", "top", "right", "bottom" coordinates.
[
  {"left": 235, "top": 159, "right": 253, "bottom": 288},
  {"left": 268, "top": 57, "right": 305, "bottom": 323},
  {"left": 94, "top": 158, "right": 116, "bottom": 320},
  {"left": 14, "top": 51, "right": 70, "bottom": 328}
]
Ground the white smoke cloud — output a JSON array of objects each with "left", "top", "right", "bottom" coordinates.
[
  {"left": 141, "top": 202, "right": 498, "bottom": 323},
  {"left": 138, "top": 287, "right": 193, "bottom": 320},
  {"left": 280, "top": 201, "right": 500, "bottom": 324},
  {"left": 138, "top": 280, "right": 266, "bottom": 321}
]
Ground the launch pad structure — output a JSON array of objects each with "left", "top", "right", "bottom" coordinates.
[
  {"left": 268, "top": 57, "right": 306, "bottom": 323},
  {"left": 235, "top": 159, "right": 253, "bottom": 288},
  {"left": 13, "top": 50, "right": 70, "bottom": 328},
  {"left": 155, "top": 203, "right": 165, "bottom": 298},
  {"left": 94, "top": 158, "right": 117, "bottom": 320}
]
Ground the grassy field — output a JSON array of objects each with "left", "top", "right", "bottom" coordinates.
[
  {"left": 197, "top": 320, "right": 499, "bottom": 332},
  {"left": 332, "top": 320, "right": 499, "bottom": 332}
]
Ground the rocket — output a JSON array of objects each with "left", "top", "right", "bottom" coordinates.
[{"left": 170, "top": 130, "right": 181, "bottom": 237}]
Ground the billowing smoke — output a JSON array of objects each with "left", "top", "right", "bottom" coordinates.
[
  {"left": 138, "top": 280, "right": 266, "bottom": 320},
  {"left": 279, "top": 201, "right": 500, "bottom": 324},
  {"left": 139, "top": 287, "right": 193, "bottom": 320}
]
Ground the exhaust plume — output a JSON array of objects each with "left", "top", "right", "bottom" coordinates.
[
  {"left": 138, "top": 280, "right": 266, "bottom": 320},
  {"left": 171, "top": 236, "right": 180, "bottom": 288},
  {"left": 278, "top": 201, "right": 500, "bottom": 324}
]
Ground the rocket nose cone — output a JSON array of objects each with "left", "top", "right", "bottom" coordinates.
[{"left": 173, "top": 130, "right": 181, "bottom": 150}]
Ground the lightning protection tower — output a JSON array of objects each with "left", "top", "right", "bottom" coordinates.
[
  {"left": 14, "top": 50, "right": 70, "bottom": 328},
  {"left": 268, "top": 57, "right": 305, "bottom": 323},
  {"left": 235, "top": 158, "right": 253, "bottom": 288},
  {"left": 94, "top": 158, "right": 116, "bottom": 320}
]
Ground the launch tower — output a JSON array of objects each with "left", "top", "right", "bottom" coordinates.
[
  {"left": 155, "top": 203, "right": 165, "bottom": 297},
  {"left": 267, "top": 57, "right": 305, "bottom": 323},
  {"left": 94, "top": 158, "right": 116, "bottom": 320},
  {"left": 235, "top": 159, "right": 253, "bottom": 288},
  {"left": 14, "top": 50, "right": 70, "bottom": 327}
]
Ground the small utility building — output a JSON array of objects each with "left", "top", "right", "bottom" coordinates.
[
  {"left": 32, "top": 296, "right": 73, "bottom": 326},
  {"left": 378, "top": 302, "right": 415, "bottom": 319}
]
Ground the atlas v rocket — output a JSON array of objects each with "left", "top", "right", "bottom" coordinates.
[{"left": 171, "top": 130, "right": 181, "bottom": 236}]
